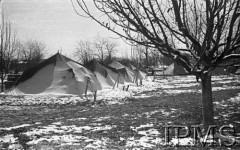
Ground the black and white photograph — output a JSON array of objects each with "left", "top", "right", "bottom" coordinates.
[{"left": 0, "top": 0, "right": 240, "bottom": 149}]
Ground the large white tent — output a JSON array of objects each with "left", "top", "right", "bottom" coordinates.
[
  {"left": 109, "top": 61, "right": 135, "bottom": 83},
  {"left": 84, "top": 59, "right": 124, "bottom": 88},
  {"left": 11, "top": 53, "right": 102, "bottom": 97},
  {"left": 109, "top": 61, "right": 146, "bottom": 86},
  {"left": 160, "top": 62, "right": 188, "bottom": 75}
]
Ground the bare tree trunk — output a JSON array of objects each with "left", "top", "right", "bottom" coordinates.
[
  {"left": 0, "top": 45, "right": 3, "bottom": 92},
  {"left": 201, "top": 74, "right": 214, "bottom": 131},
  {"left": 145, "top": 47, "right": 149, "bottom": 69},
  {"left": 1, "top": 77, "right": 4, "bottom": 92}
]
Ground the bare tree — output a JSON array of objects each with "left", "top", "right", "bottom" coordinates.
[
  {"left": 75, "top": 36, "right": 118, "bottom": 64},
  {"left": 105, "top": 40, "right": 118, "bottom": 64},
  {"left": 0, "top": 18, "right": 18, "bottom": 92},
  {"left": 9, "top": 40, "right": 24, "bottom": 73},
  {"left": 94, "top": 35, "right": 107, "bottom": 63},
  {"left": 74, "top": 40, "right": 93, "bottom": 64},
  {"left": 93, "top": 35, "right": 118, "bottom": 64},
  {"left": 136, "top": 34, "right": 150, "bottom": 68},
  {"left": 74, "top": 0, "right": 240, "bottom": 130},
  {"left": 20, "top": 40, "right": 46, "bottom": 67},
  {"left": 132, "top": 44, "right": 143, "bottom": 65},
  {"left": 133, "top": 44, "right": 150, "bottom": 68}
]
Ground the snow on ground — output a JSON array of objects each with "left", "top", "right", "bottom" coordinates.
[
  {"left": 1, "top": 75, "right": 240, "bottom": 149},
  {"left": 97, "top": 88, "right": 131, "bottom": 104},
  {"left": 0, "top": 94, "right": 85, "bottom": 106},
  {"left": 15, "top": 121, "right": 116, "bottom": 148},
  {"left": 0, "top": 120, "right": 116, "bottom": 149}
]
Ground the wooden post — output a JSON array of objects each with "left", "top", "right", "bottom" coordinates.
[
  {"left": 85, "top": 77, "right": 90, "bottom": 99},
  {"left": 126, "top": 85, "right": 130, "bottom": 91},
  {"left": 113, "top": 73, "right": 120, "bottom": 89},
  {"left": 135, "top": 70, "right": 139, "bottom": 86},
  {"left": 152, "top": 69, "right": 155, "bottom": 82},
  {"left": 133, "top": 71, "right": 136, "bottom": 83},
  {"left": 116, "top": 73, "right": 120, "bottom": 87},
  {"left": 163, "top": 65, "right": 165, "bottom": 79},
  {"left": 132, "top": 74, "right": 135, "bottom": 83},
  {"left": 94, "top": 91, "right": 97, "bottom": 102}
]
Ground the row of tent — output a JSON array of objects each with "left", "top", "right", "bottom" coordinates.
[
  {"left": 10, "top": 53, "right": 232, "bottom": 97},
  {"left": 10, "top": 53, "right": 146, "bottom": 97}
]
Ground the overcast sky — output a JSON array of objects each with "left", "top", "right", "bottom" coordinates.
[{"left": 2, "top": 0, "right": 130, "bottom": 58}]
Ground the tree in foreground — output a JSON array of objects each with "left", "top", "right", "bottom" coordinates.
[{"left": 74, "top": 0, "right": 240, "bottom": 130}]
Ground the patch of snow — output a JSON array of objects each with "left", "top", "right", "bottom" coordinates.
[
  {"left": 122, "top": 114, "right": 130, "bottom": 117},
  {"left": 170, "top": 137, "right": 194, "bottom": 146},
  {"left": 214, "top": 102, "right": 228, "bottom": 108},
  {"left": 135, "top": 124, "right": 154, "bottom": 130},
  {"left": 227, "top": 93, "right": 240, "bottom": 103},
  {"left": 0, "top": 106, "right": 22, "bottom": 111},
  {"left": 98, "top": 89, "right": 131, "bottom": 102},
  {"left": 92, "top": 125, "right": 114, "bottom": 132},
  {"left": 165, "top": 89, "right": 199, "bottom": 94},
  {"left": 85, "top": 137, "right": 108, "bottom": 149},
  {"left": 52, "top": 122, "right": 62, "bottom": 125},
  {"left": 0, "top": 124, "right": 31, "bottom": 131},
  {"left": 0, "top": 94, "right": 85, "bottom": 105},
  {"left": 138, "top": 136, "right": 155, "bottom": 148},
  {"left": 68, "top": 117, "right": 87, "bottom": 121},
  {"left": 0, "top": 134, "right": 17, "bottom": 143},
  {"left": 8, "top": 144, "right": 22, "bottom": 150},
  {"left": 141, "top": 110, "right": 160, "bottom": 118},
  {"left": 138, "top": 129, "right": 160, "bottom": 136},
  {"left": 126, "top": 136, "right": 156, "bottom": 148},
  {"left": 94, "top": 116, "right": 111, "bottom": 122},
  {"left": 160, "top": 109, "right": 171, "bottom": 116},
  {"left": 27, "top": 134, "right": 88, "bottom": 145}
]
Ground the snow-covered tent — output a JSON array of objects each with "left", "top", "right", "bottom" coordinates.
[
  {"left": 109, "top": 61, "right": 135, "bottom": 83},
  {"left": 163, "top": 62, "right": 188, "bottom": 75},
  {"left": 11, "top": 53, "right": 102, "bottom": 97},
  {"left": 109, "top": 61, "right": 146, "bottom": 86},
  {"left": 84, "top": 59, "right": 123, "bottom": 88}
]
